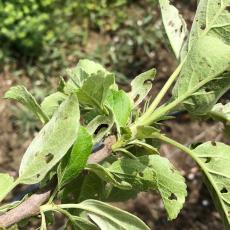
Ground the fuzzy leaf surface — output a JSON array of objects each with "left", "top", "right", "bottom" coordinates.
[
  {"left": 0, "top": 173, "right": 14, "bottom": 202},
  {"left": 4, "top": 85, "right": 48, "bottom": 123},
  {"left": 74, "top": 199, "right": 150, "bottom": 230},
  {"left": 86, "top": 164, "right": 132, "bottom": 190},
  {"left": 105, "top": 89, "right": 132, "bottom": 130},
  {"left": 41, "top": 92, "right": 67, "bottom": 118},
  {"left": 193, "top": 142, "right": 230, "bottom": 229},
  {"left": 209, "top": 103, "right": 230, "bottom": 122},
  {"left": 19, "top": 95, "right": 80, "bottom": 184},
  {"left": 58, "top": 126, "right": 93, "bottom": 188},
  {"left": 108, "top": 155, "right": 187, "bottom": 220},
  {"left": 173, "top": 0, "right": 230, "bottom": 114},
  {"left": 159, "top": 0, "right": 188, "bottom": 59},
  {"left": 129, "top": 69, "right": 156, "bottom": 107}
]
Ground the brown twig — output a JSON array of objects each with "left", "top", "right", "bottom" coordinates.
[{"left": 0, "top": 135, "right": 116, "bottom": 228}]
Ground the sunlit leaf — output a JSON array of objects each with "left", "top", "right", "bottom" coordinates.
[
  {"left": 105, "top": 89, "right": 132, "bottom": 131},
  {"left": 173, "top": 0, "right": 230, "bottom": 115},
  {"left": 58, "top": 127, "right": 93, "bottom": 188},
  {"left": 193, "top": 141, "right": 230, "bottom": 229},
  {"left": 86, "top": 164, "right": 132, "bottom": 190},
  {"left": 73, "top": 199, "right": 150, "bottom": 230},
  {"left": 0, "top": 173, "right": 15, "bottom": 202},
  {"left": 4, "top": 85, "right": 48, "bottom": 123},
  {"left": 19, "top": 95, "right": 80, "bottom": 184},
  {"left": 129, "top": 69, "right": 156, "bottom": 107},
  {"left": 159, "top": 0, "right": 188, "bottom": 59},
  {"left": 209, "top": 103, "right": 230, "bottom": 122},
  {"left": 41, "top": 92, "right": 67, "bottom": 118},
  {"left": 108, "top": 155, "right": 187, "bottom": 220}
]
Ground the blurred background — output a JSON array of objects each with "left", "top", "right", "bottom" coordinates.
[{"left": 0, "top": 0, "right": 226, "bottom": 229}]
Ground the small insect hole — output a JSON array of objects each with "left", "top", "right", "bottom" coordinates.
[
  {"left": 220, "top": 187, "right": 228, "bottom": 193},
  {"left": 205, "top": 157, "right": 211, "bottom": 163},
  {"left": 211, "top": 141, "right": 217, "bottom": 146},
  {"left": 169, "top": 193, "right": 177, "bottom": 200},
  {"left": 94, "top": 124, "right": 109, "bottom": 135},
  {"left": 45, "top": 153, "right": 54, "bottom": 163},
  {"left": 138, "top": 172, "right": 144, "bottom": 177},
  {"left": 36, "top": 174, "right": 40, "bottom": 178},
  {"left": 134, "top": 94, "right": 140, "bottom": 103},
  {"left": 200, "top": 24, "right": 206, "bottom": 30},
  {"left": 225, "top": 6, "right": 230, "bottom": 12}
]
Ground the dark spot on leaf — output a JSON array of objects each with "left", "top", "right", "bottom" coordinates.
[
  {"left": 94, "top": 124, "right": 109, "bottom": 135},
  {"left": 180, "top": 25, "right": 183, "bottom": 33},
  {"left": 134, "top": 94, "right": 140, "bottom": 103},
  {"left": 168, "top": 20, "right": 175, "bottom": 27},
  {"left": 138, "top": 172, "right": 144, "bottom": 177},
  {"left": 36, "top": 174, "right": 40, "bottom": 178},
  {"left": 205, "top": 88, "right": 211, "bottom": 93},
  {"left": 169, "top": 193, "right": 177, "bottom": 200},
  {"left": 63, "top": 116, "right": 68, "bottom": 120},
  {"left": 205, "top": 157, "right": 211, "bottom": 163},
  {"left": 200, "top": 24, "right": 206, "bottom": 30},
  {"left": 225, "top": 6, "right": 230, "bottom": 12},
  {"left": 220, "top": 187, "right": 228, "bottom": 193},
  {"left": 211, "top": 141, "right": 217, "bottom": 146},
  {"left": 144, "top": 79, "right": 153, "bottom": 84},
  {"left": 175, "top": 29, "right": 178, "bottom": 33},
  {"left": 45, "top": 153, "right": 54, "bottom": 163}
]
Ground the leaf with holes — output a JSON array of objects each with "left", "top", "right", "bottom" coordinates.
[
  {"left": 108, "top": 155, "right": 187, "bottom": 220},
  {"left": 0, "top": 173, "right": 15, "bottom": 202},
  {"left": 41, "top": 92, "right": 67, "bottom": 118},
  {"left": 129, "top": 69, "right": 156, "bottom": 107},
  {"left": 159, "top": 0, "right": 188, "bottom": 59},
  {"left": 86, "top": 164, "right": 132, "bottom": 190},
  {"left": 70, "top": 199, "right": 150, "bottom": 230},
  {"left": 105, "top": 89, "right": 132, "bottom": 132},
  {"left": 4, "top": 85, "right": 48, "bottom": 123},
  {"left": 18, "top": 95, "right": 80, "bottom": 184},
  {"left": 193, "top": 142, "right": 230, "bottom": 229},
  {"left": 58, "top": 126, "right": 93, "bottom": 188},
  {"left": 86, "top": 112, "right": 114, "bottom": 144},
  {"left": 173, "top": 0, "right": 230, "bottom": 115},
  {"left": 209, "top": 103, "right": 230, "bottom": 122}
]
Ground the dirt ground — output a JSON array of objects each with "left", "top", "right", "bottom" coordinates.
[{"left": 0, "top": 0, "right": 228, "bottom": 229}]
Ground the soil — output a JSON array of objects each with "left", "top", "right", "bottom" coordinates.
[{"left": 0, "top": 0, "right": 228, "bottom": 229}]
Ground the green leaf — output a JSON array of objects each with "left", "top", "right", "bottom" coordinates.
[
  {"left": 86, "top": 164, "right": 132, "bottom": 190},
  {"left": 159, "top": 0, "right": 188, "bottom": 59},
  {"left": 173, "top": 0, "right": 230, "bottom": 115},
  {"left": 58, "top": 126, "right": 93, "bottom": 188},
  {"left": 68, "top": 59, "right": 111, "bottom": 87},
  {"left": 209, "top": 103, "right": 230, "bottom": 122},
  {"left": 18, "top": 95, "right": 80, "bottom": 184},
  {"left": 129, "top": 69, "right": 156, "bottom": 107},
  {"left": 4, "top": 85, "right": 48, "bottom": 123},
  {"left": 41, "top": 92, "right": 67, "bottom": 118},
  {"left": 188, "top": 0, "right": 230, "bottom": 51},
  {"left": 0, "top": 173, "right": 15, "bottom": 202},
  {"left": 86, "top": 112, "right": 114, "bottom": 144},
  {"left": 105, "top": 89, "right": 132, "bottom": 131},
  {"left": 69, "top": 215, "right": 99, "bottom": 230},
  {"left": 72, "top": 199, "right": 150, "bottom": 230},
  {"left": 77, "top": 72, "right": 115, "bottom": 111},
  {"left": 77, "top": 173, "right": 105, "bottom": 202},
  {"left": 108, "top": 155, "right": 187, "bottom": 220},
  {"left": 173, "top": 36, "right": 230, "bottom": 115},
  {"left": 193, "top": 142, "right": 230, "bottom": 229}
]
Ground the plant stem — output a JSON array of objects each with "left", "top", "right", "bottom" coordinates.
[{"left": 138, "top": 61, "right": 184, "bottom": 124}]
